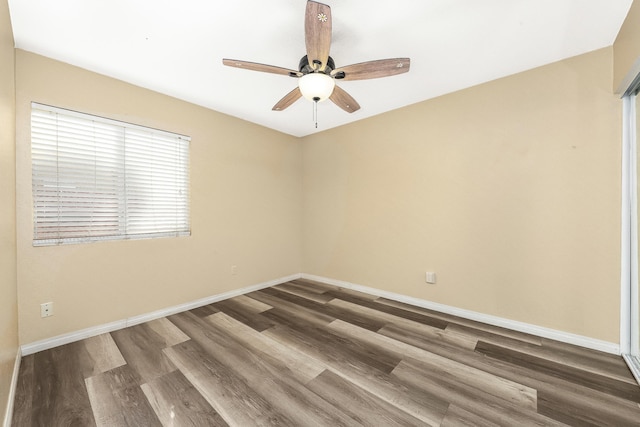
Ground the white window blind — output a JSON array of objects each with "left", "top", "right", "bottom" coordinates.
[{"left": 31, "top": 103, "right": 190, "bottom": 246}]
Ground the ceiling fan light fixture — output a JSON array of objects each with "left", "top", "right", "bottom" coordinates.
[
  {"left": 298, "top": 72, "right": 335, "bottom": 102},
  {"left": 223, "top": 2, "right": 408, "bottom": 115}
]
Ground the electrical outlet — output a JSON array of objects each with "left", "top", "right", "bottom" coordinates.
[
  {"left": 425, "top": 272, "right": 437, "bottom": 284},
  {"left": 41, "top": 302, "right": 54, "bottom": 318},
  {"left": 231, "top": 265, "right": 237, "bottom": 276}
]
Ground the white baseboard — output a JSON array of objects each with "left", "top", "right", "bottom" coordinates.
[
  {"left": 125, "top": 273, "right": 301, "bottom": 327},
  {"left": 19, "top": 271, "right": 620, "bottom": 357},
  {"left": 301, "top": 274, "right": 621, "bottom": 355},
  {"left": 3, "top": 348, "right": 21, "bottom": 427},
  {"left": 21, "top": 273, "right": 302, "bottom": 356}
]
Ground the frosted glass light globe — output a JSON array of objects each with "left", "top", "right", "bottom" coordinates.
[{"left": 298, "top": 73, "right": 335, "bottom": 102}]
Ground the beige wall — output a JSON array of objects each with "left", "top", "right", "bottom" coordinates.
[
  {"left": 8, "top": 10, "right": 634, "bottom": 350},
  {"left": 0, "top": 4, "right": 633, "bottom": 420},
  {"left": 15, "top": 50, "right": 302, "bottom": 345},
  {"left": 302, "top": 47, "right": 621, "bottom": 343},
  {"left": 0, "top": 0, "right": 17, "bottom": 421},
  {"left": 614, "top": 0, "right": 640, "bottom": 92}
]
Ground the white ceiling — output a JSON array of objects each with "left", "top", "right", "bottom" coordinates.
[{"left": 8, "top": 0, "right": 633, "bottom": 137}]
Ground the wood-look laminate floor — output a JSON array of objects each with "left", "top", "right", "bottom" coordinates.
[{"left": 12, "top": 279, "right": 640, "bottom": 426}]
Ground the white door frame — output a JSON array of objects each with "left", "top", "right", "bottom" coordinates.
[{"left": 622, "top": 89, "right": 640, "bottom": 384}]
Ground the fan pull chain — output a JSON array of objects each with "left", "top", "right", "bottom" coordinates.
[{"left": 313, "top": 100, "right": 318, "bottom": 128}]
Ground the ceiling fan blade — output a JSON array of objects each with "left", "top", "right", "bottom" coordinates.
[
  {"left": 223, "top": 59, "right": 302, "bottom": 77},
  {"left": 305, "top": 1, "right": 332, "bottom": 71},
  {"left": 272, "top": 87, "right": 303, "bottom": 111},
  {"left": 331, "top": 58, "right": 411, "bottom": 81},
  {"left": 330, "top": 86, "right": 360, "bottom": 113}
]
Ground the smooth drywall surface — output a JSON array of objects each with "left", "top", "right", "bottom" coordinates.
[
  {"left": 0, "top": 0, "right": 18, "bottom": 421},
  {"left": 302, "top": 48, "right": 621, "bottom": 343},
  {"left": 614, "top": 0, "right": 640, "bottom": 92},
  {"left": 15, "top": 50, "right": 302, "bottom": 345}
]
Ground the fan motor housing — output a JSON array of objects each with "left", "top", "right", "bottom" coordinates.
[{"left": 298, "top": 55, "right": 335, "bottom": 75}]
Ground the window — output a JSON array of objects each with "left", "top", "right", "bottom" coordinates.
[{"left": 31, "top": 103, "right": 190, "bottom": 246}]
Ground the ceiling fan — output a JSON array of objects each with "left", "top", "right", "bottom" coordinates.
[{"left": 222, "top": 0, "right": 410, "bottom": 114}]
